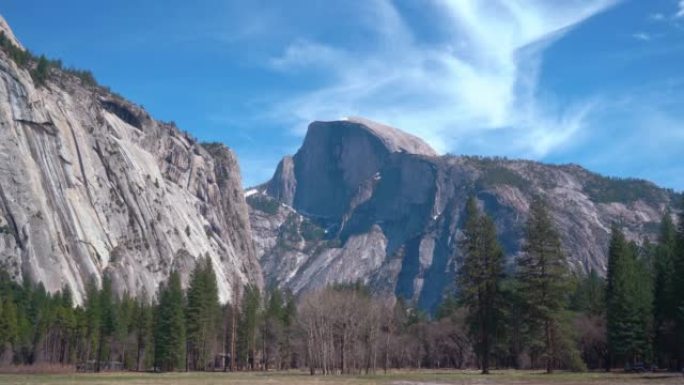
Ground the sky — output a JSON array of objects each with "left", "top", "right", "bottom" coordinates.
[{"left": 2, "top": 1, "right": 683, "bottom": 190}]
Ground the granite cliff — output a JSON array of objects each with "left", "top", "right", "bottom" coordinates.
[
  {"left": 0, "top": 16, "right": 262, "bottom": 303},
  {"left": 251, "top": 117, "right": 678, "bottom": 311}
]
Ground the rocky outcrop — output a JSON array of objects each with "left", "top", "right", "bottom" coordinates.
[
  {"left": 0, "top": 18, "right": 262, "bottom": 303},
  {"left": 252, "top": 119, "right": 678, "bottom": 312}
]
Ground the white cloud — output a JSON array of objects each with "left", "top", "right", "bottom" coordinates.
[
  {"left": 267, "top": 0, "right": 618, "bottom": 158},
  {"left": 649, "top": 13, "right": 665, "bottom": 21},
  {"left": 678, "top": 0, "right": 684, "bottom": 18},
  {"left": 269, "top": 40, "right": 346, "bottom": 71},
  {"left": 632, "top": 32, "right": 651, "bottom": 41}
]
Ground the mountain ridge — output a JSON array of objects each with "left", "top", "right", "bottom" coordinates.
[{"left": 252, "top": 119, "right": 678, "bottom": 311}]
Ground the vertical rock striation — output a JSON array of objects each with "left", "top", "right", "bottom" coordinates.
[{"left": 0, "top": 16, "right": 262, "bottom": 303}]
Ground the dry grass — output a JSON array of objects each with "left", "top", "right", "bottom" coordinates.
[{"left": 0, "top": 370, "right": 681, "bottom": 385}]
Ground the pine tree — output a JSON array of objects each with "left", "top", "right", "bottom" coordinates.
[
  {"left": 154, "top": 270, "right": 186, "bottom": 372},
  {"left": 186, "top": 256, "right": 220, "bottom": 371},
  {"left": 516, "top": 197, "right": 572, "bottom": 373},
  {"left": 605, "top": 226, "right": 652, "bottom": 368},
  {"left": 133, "top": 297, "right": 153, "bottom": 371},
  {"left": 95, "top": 274, "right": 118, "bottom": 372},
  {"left": 674, "top": 198, "right": 684, "bottom": 369},
  {"left": 83, "top": 278, "right": 101, "bottom": 363},
  {"left": 32, "top": 55, "right": 50, "bottom": 86},
  {"left": 457, "top": 196, "right": 505, "bottom": 374},
  {"left": 571, "top": 269, "right": 605, "bottom": 316},
  {"left": 650, "top": 216, "right": 675, "bottom": 367},
  {"left": 0, "top": 297, "right": 18, "bottom": 353},
  {"left": 238, "top": 284, "right": 261, "bottom": 370}
]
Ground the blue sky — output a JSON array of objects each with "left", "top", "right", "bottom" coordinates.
[{"left": 2, "top": 1, "right": 683, "bottom": 190}]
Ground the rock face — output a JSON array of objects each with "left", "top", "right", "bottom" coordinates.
[
  {"left": 252, "top": 118, "right": 679, "bottom": 312},
  {"left": 0, "top": 18, "right": 262, "bottom": 303}
]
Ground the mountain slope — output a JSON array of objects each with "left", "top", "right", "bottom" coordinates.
[
  {"left": 0, "top": 16, "right": 262, "bottom": 303},
  {"left": 251, "top": 118, "right": 677, "bottom": 311}
]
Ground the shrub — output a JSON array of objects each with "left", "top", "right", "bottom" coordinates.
[{"left": 247, "top": 194, "right": 280, "bottom": 215}]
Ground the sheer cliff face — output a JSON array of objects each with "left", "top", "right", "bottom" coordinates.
[
  {"left": 252, "top": 118, "right": 676, "bottom": 312},
  {"left": 0, "top": 20, "right": 261, "bottom": 303}
]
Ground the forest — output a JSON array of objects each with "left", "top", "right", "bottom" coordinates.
[{"left": 0, "top": 196, "right": 682, "bottom": 374}]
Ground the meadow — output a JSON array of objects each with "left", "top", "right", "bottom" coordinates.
[{"left": 0, "top": 370, "right": 682, "bottom": 385}]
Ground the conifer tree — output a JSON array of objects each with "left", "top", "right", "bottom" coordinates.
[
  {"left": 457, "top": 196, "right": 505, "bottom": 374},
  {"left": 606, "top": 226, "right": 652, "bottom": 368},
  {"left": 154, "top": 271, "right": 186, "bottom": 372},
  {"left": 516, "top": 197, "right": 571, "bottom": 373},
  {"left": 0, "top": 297, "right": 18, "bottom": 351},
  {"left": 186, "top": 256, "right": 220, "bottom": 370},
  {"left": 83, "top": 278, "right": 101, "bottom": 362},
  {"left": 652, "top": 213, "right": 678, "bottom": 368},
  {"left": 95, "top": 274, "right": 118, "bottom": 372},
  {"left": 675, "top": 198, "right": 684, "bottom": 368},
  {"left": 238, "top": 284, "right": 261, "bottom": 370},
  {"left": 571, "top": 269, "right": 605, "bottom": 316},
  {"left": 133, "top": 297, "right": 153, "bottom": 371}
]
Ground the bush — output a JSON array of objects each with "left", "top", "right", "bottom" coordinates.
[
  {"left": 247, "top": 194, "right": 280, "bottom": 215},
  {"left": 31, "top": 55, "right": 49, "bottom": 86},
  {"left": 300, "top": 219, "right": 325, "bottom": 241}
]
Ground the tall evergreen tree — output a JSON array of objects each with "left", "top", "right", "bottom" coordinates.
[
  {"left": 0, "top": 297, "right": 18, "bottom": 352},
  {"left": 154, "top": 271, "right": 186, "bottom": 372},
  {"left": 133, "top": 298, "right": 153, "bottom": 371},
  {"left": 516, "top": 197, "right": 572, "bottom": 373},
  {"left": 457, "top": 196, "right": 505, "bottom": 374},
  {"left": 95, "top": 274, "right": 118, "bottom": 372},
  {"left": 238, "top": 284, "right": 261, "bottom": 370},
  {"left": 186, "top": 256, "right": 220, "bottom": 371},
  {"left": 652, "top": 213, "right": 678, "bottom": 368},
  {"left": 674, "top": 198, "right": 684, "bottom": 369},
  {"left": 605, "top": 226, "right": 652, "bottom": 368},
  {"left": 83, "top": 278, "right": 101, "bottom": 363},
  {"left": 571, "top": 269, "right": 605, "bottom": 316}
]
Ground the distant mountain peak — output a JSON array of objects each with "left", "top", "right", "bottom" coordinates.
[{"left": 326, "top": 116, "right": 437, "bottom": 157}]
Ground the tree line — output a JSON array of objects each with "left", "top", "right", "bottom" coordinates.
[
  {"left": 453, "top": 195, "right": 684, "bottom": 373},
  {"left": 0, "top": 197, "right": 682, "bottom": 373}
]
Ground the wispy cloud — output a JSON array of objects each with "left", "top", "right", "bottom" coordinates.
[
  {"left": 677, "top": 0, "right": 684, "bottom": 18},
  {"left": 649, "top": 13, "right": 666, "bottom": 21},
  {"left": 632, "top": 32, "right": 652, "bottom": 41},
  {"left": 267, "top": 0, "right": 617, "bottom": 158}
]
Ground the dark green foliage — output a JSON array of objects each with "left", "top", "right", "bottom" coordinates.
[
  {"left": 582, "top": 175, "right": 667, "bottom": 205},
  {"left": 435, "top": 295, "right": 460, "bottom": 320},
  {"left": 673, "top": 198, "right": 684, "bottom": 369},
  {"left": 185, "top": 256, "right": 220, "bottom": 371},
  {"left": 154, "top": 271, "right": 186, "bottom": 372},
  {"left": 133, "top": 298, "right": 154, "bottom": 371},
  {"left": 652, "top": 213, "right": 679, "bottom": 368},
  {"left": 457, "top": 196, "right": 506, "bottom": 374},
  {"left": 570, "top": 269, "right": 605, "bottom": 316},
  {"left": 300, "top": 219, "right": 325, "bottom": 241},
  {"left": 462, "top": 156, "right": 529, "bottom": 192},
  {"left": 238, "top": 284, "right": 260, "bottom": 370},
  {"left": 95, "top": 275, "right": 118, "bottom": 372},
  {"left": 516, "top": 197, "right": 575, "bottom": 372},
  {"left": 0, "top": 31, "right": 30, "bottom": 66},
  {"left": 31, "top": 55, "right": 49, "bottom": 86},
  {"left": 0, "top": 30, "right": 99, "bottom": 89},
  {"left": 247, "top": 194, "right": 280, "bottom": 215},
  {"left": 605, "top": 226, "right": 653, "bottom": 366}
]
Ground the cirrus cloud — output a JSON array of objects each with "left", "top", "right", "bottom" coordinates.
[{"left": 267, "top": 0, "right": 618, "bottom": 158}]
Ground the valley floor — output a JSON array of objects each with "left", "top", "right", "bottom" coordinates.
[{"left": 0, "top": 370, "right": 682, "bottom": 385}]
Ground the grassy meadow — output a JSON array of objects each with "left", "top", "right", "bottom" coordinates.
[{"left": 0, "top": 370, "right": 682, "bottom": 385}]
